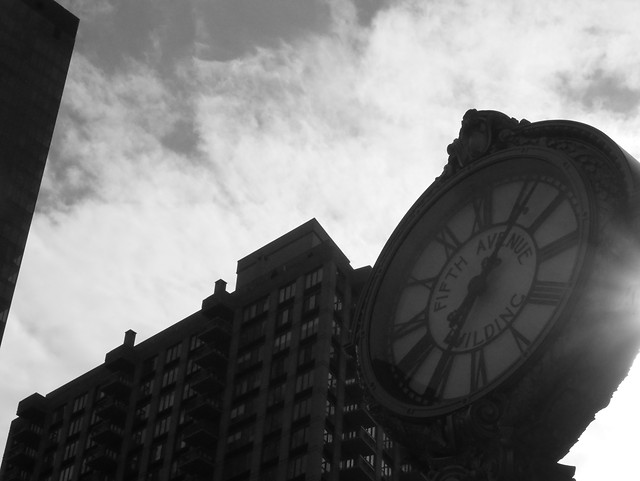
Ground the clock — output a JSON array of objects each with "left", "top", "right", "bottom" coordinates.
[
  {"left": 362, "top": 150, "right": 592, "bottom": 418},
  {"left": 354, "top": 110, "right": 640, "bottom": 479}
]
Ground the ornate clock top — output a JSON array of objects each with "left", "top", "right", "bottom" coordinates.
[{"left": 445, "top": 109, "right": 530, "bottom": 175}]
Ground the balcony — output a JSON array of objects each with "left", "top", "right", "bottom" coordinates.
[
  {"left": 5, "top": 442, "right": 38, "bottom": 468},
  {"left": 16, "top": 393, "right": 47, "bottom": 422},
  {"left": 341, "top": 427, "right": 376, "bottom": 456},
  {"left": 190, "top": 368, "right": 225, "bottom": 395},
  {"left": 183, "top": 420, "right": 219, "bottom": 446},
  {"left": 11, "top": 418, "right": 43, "bottom": 445},
  {"left": 101, "top": 373, "right": 132, "bottom": 400},
  {"left": 186, "top": 393, "right": 222, "bottom": 422},
  {"left": 92, "top": 421, "right": 124, "bottom": 447},
  {"left": 198, "top": 317, "right": 232, "bottom": 344},
  {"left": 94, "top": 396, "right": 128, "bottom": 424},
  {"left": 339, "top": 456, "right": 375, "bottom": 481},
  {"left": 343, "top": 402, "right": 375, "bottom": 428},
  {"left": 179, "top": 446, "right": 215, "bottom": 475},
  {"left": 193, "top": 346, "right": 228, "bottom": 371},
  {"left": 104, "top": 345, "right": 136, "bottom": 373},
  {"left": 86, "top": 445, "right": 119, "bottom": 473}
]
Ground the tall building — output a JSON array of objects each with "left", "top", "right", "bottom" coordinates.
[
  {"left": 0, "top": 220, "right": 428, "bottom": 481},
  {"left": 0, "top": 0, "right": 78, "bottom": 344}
]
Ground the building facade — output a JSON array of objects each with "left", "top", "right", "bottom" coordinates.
[
  {"left": 1, "top": 220, "right": 427, "bottom": 481},
  {"left": 0, "top": 0, "right": 78, "bottom": 344}
]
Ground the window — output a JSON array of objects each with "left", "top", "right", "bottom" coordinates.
[
  {"left": 143, "top": 355, "right": 158, "bottom": 373},
  {"left": 303, "top": 293, "right": 319, "bottom": 312},
  {"left": 239, "top": 320, "right": 266, "bottom": 347},
  {"left": 381, "top": 459, "right": 392, "bottom": 477},
  {"left": 264, "top": 409, "right": 283, "bottom": 433},
  {"left": 230, "top": 403, "right": 245, "bottom": 420},
  {"left": 305, "top": 268, "right": 323, "bottom": 289},
  {"left": 68, "top": 416, "right": 83, "bottom": 436},
  {"left": 298, "top": 343, "right": 315, "bottom": 366},
  {"left": 162, "top": 367, "right": 179, "bottom": 388},
  {"left": 72, "top": 393, "right": 88, "bottom": 413},
  {"left": 383, "top": 431, "right": 393, "bottom": 449},
  {"left": 63, "top": 439, "right": 78, "bottom": 459},
  {"left": 158, "top": 391, "right": 175, "bottom": 412},
  {"left": 137, "top": 402, "right": 150, "bottom": 420},
  {"left": 295, "top": 370, "right": 314, "bottom": 393},
  {"left": 332, "top": 318, "right": 342, "bottom": 338},
  {"left": 267, "top": 383, "right": 286, "bottom": 407},
  {"left": 288, "top": 454, "right": 307, "bottom": 479},
  {"left": 237, "top": 345, "right": 263, "bottom": 369},
  {"left": 165, "top": 342, "right": 182, "bottom": 364},
  {"left": 300, "top": 317, "right": 319, "bottom": 339},
  {"left": 323, "top": 428, "right": 333, "bottom": 444},
  {"left": 292, "top": 397, "right": 311, "bottom": 421},
  {"left": 273, "top": 331, "right": 291, "bottom": 353},
  {"left": 290, "top": 425, "right": 308, "bottom": 450},
  {"left": 186, "top": 358, "right": 200, "bottom": 375},
  {"left": 150, "top": 442, "right": 164, "bottom": 462},
  {"left": 325, "top": 399, "right": 335, "bottom": 417},
  {"left": 154, "top": 415, "right": 171, "bottom": 437},
  {"left": 243, "top": 296, "right": 270, "bottom": 322},
  {"left": 60, "top": 465, "right": 74, "bottom": 481},
  {"left": 322, "top": 456, "right": 331, "bottom": 473},
  {"left": 279, "top": 281, "right": 296, "bottom": 303},
  {"left": 262, "top": 437, "right": 280, "bottom": 462},
  {"left": 276, "top": 306, "right": 294, "bottom": 328},
  {"left": 234, "top": 371, "right": 261, "bottom": 397},
  {"left": 140, "top": 377, "right": 155, "bottom": 397},
  {"left": 189, "top": 334, "right": 203, "bottom": 351},
  {"left": 327, "top": 372, "right": 337, "bottom": 392},
  {"left": 334, "top": 292, "right": 343, "bottom": 312},
  {"left": 270, "top": 356, "right": 287, "bottom": 380},
  {"left": 227, "top": 424, "right": 254, "bottom": 448},
  {"left": 183, "top": 382, "right": 196, "bottom": 400},
  {"left": 133, "top": 426, "right": 147, "bottom": 445}
]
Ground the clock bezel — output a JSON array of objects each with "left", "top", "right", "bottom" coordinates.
[{"left": 356, "top": 147, "right": 597, "bottom": 420}]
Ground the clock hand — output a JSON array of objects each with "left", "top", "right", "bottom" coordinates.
[{"left": 486, "top": 179, "right": 539, "bottom": 266}]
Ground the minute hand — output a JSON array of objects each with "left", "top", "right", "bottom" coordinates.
[{"left": 487, "top": 179, "right": 539, "bottom": 265}]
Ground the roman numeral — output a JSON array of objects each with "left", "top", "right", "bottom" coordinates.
[
  {"left": 538, "top": 230, "right": 579, "bottom": 262},
  {"left": 508, "top": 324, "right": 531, "bottom": 354},
  {"left": 392, "top": 311, "right": 428, "bottom": 339},
  {"left": 528, "top": 280, "right": 569, "bottom": 305},
  {"left": 470, "top": 349, "right": 488, "bottom": 392},
  {"left": 396, "top": 335, "right": 437, "bottom": 379},
  {"left": 528, "top": 192, "right": 564, "bottom": 234},
  {"left": 434, "top": 225, "right": 461, "bottom": 258},
  {"left": 423, "top": 350, "right": 454, "bottom": 402},
  {"left": 472, "top": 190, "right": 493, "bottom": 233}
]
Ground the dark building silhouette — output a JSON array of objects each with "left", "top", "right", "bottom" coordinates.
[
  {"left": 0, "top": 219, "right": 427, "bottom": 481},
  {"left": 0, "top": 0, "right": 78, "bottom": 344}
]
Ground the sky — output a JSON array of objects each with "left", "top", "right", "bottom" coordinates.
[{"left": 2, "top": 0, "right": 640, "bottom": 477}]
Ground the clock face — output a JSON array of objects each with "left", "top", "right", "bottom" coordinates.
[{"left": 361, "top": 152, "right": 593, "bottom": 417}]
